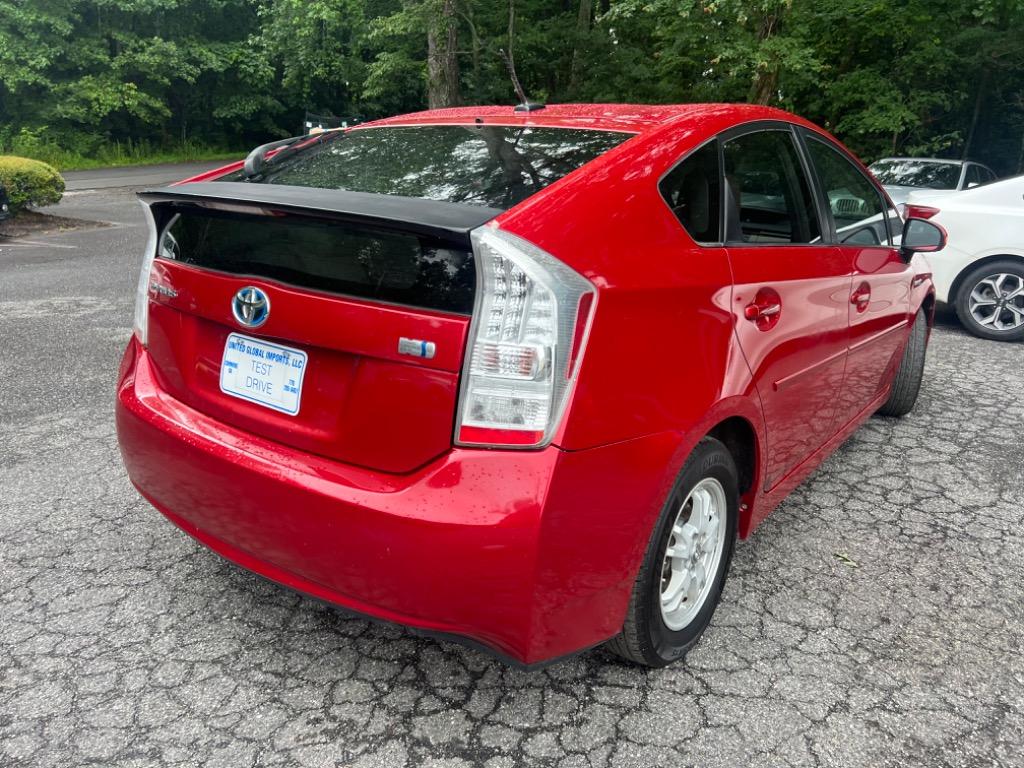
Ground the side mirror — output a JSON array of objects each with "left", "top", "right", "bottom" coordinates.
[{"left": 900, "top": 217, "right": 946, "bottom": 260}]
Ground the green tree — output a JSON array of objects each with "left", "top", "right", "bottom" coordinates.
[{"left": 0, "top": 0, "right": 1021, "bottom": 174}]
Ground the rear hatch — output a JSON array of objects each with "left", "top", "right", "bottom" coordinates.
[
  {"left": 137, "top": 124, "right": 633, "bottom": 473},
  {"left": 140, "top": 183, "right": 492, "bottom": 473}
]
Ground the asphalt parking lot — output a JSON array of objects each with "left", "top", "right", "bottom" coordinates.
[{"left": 2, "top": 175, "right": 1023, "bottom": 768}]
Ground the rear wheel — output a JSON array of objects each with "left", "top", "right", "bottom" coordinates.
[
  {"left": 954, "top": 260, "right": 1024, "bottom": 341},
  {"left": 877, "top": 309, "right": 927, "bottom": 417},
  {"left": 606, "top": 437, "right": 738, "bottom": 667}
]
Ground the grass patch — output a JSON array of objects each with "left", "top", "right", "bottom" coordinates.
[
  {"left": 4, "top": 135, "right": 243, "bottom": 172},
  {"left": 58, "top": 147, "right": 242, "bottom": 171}
]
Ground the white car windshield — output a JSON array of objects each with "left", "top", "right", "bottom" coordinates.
[{"left": 870, "top": 160, "right": 960, "bottom": 190}]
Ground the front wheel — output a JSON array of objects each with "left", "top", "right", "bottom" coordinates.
[
  {"left": 877, "top": 309, "right": 928, "bottom": 417},
  {"left": 955, "top": 261, "right": 1024, "bottom": 341},
  {"left": 606, "top": 437, "right": 738, "bottom": 667}
]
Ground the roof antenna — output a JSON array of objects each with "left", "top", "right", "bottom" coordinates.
[{"left": 499, "top": 48, "right": 545, "bottom": 113}]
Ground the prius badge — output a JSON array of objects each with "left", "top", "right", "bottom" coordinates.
[{"left": 232, "top": 286, "right": 270, "bottom": 328}]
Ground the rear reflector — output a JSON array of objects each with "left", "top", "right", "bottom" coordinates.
[
  {"left": 457, "top": 425, "right": 545, "bottom": 446},
  {"left": 456, "top": 227, "right": 595, "bottom": 449}
]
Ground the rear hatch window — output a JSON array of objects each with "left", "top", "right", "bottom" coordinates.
[
  {"left": 162, "top": 208, "right": 475, "bottom": 314},
  {"left": 220, "top": 125, "right": 634, "bottom": 209}
]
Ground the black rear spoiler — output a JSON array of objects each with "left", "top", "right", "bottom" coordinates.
[{"left": 137, "top": 182, "right": 502, "bottom": 247}]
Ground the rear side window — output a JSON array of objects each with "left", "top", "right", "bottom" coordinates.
[
  {"left": 224, "top": 126, "right": 633, "bottom": 210},
  {"left": 158, "top": 208, "right": 475, "bottom": 314},
  {"left": 722, "top": 130, "right": 821, "bottom": 244},
  {"left": 660, "top": 141, "right": 721, "bottom": 243},
  {"left": 805, "top": 137, "right": 888, "bottom": 246}
]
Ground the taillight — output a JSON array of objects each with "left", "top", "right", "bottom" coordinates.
[
  {"left": 456, "top": 226, "right": 595, "bottom": 449},
  {"left": 133, "top": 201, "right": 160, "bottom": 345},
  {"left": 904, "top": 204, "right": 940, "bottom": 220}
]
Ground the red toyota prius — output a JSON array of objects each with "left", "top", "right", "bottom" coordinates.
[{"left": 116, "top": 104, "right": 942, "bottom": 668}]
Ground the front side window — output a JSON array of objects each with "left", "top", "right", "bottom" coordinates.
[
  {"left": 659, "top": 141, "right": 721, "bottom": 243},
  {"left": 221, "top": 125, "right": 634, "bottom": 211},
  {"left": 722, "top": 130, "right": 821, "bottom": 244},
  {"left": 964, "top": 164, "right": 990, "bottom": 188},
  {"left": 805, "top": 137, "right": 888, "bottom": 246}
]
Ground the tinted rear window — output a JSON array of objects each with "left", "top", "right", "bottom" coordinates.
[
  {"left": 158, "top": 208, "right": 475, "bottom": 314},
  {"left": 660, "top": 141, "right": 721, "bottom": 243},
  {"left": 222, "top": 125, "right": 633, "bottom": 210}
]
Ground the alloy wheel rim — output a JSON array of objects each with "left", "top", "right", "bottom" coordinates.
[
  {"left": 660, "top": 477, "right": 727, "bottom": 631},
  {"left": 968, "top": 273, "right": 1024, "bottom": 332}
]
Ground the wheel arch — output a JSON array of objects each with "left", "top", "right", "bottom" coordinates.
[
  {"left": 921, "top": 290, "right": 936, "bottom": 327},
  {"left": 949, "top": 253, "right": 1024, "bottom": 307},
  {"left": 705, "top": 415, "right": 761, "bottom": 537}
]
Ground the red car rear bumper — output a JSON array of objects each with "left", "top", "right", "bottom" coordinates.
[{"left": 116, "top": 337, "right": 677, "bottom": 666}]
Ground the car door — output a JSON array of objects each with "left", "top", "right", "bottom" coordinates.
[
  {"left": 722, "top": 125, "right": 853, "bottom": 490},
  {"left": 800, "top": 131, "right": 914, "bottom": 429}
]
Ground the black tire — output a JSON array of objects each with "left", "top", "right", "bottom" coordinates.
[
  {"left": 877, "top": 309, "right": 927, "bottom": 417},
  {"left": 606, "top": 437, "right": 738, "bottom": 667},
  {"left": 954, "top": 260, "right": 1024, "bottom": 342}
]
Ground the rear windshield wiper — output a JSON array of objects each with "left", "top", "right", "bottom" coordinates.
[{"left": 242, "top": 130, "right": 342, "bottom": 180}]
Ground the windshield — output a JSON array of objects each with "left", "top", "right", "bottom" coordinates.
[
  {"left": 869, "top": 160, "right": 961, "bottom": 190},
  {"left": 222, "top": 125, "right": 634, "bottom": 210}
]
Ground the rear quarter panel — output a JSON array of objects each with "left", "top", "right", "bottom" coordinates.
[{"left": 497, "top": 107, "right": 768, "bottom": 454}]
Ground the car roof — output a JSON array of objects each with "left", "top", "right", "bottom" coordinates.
[
  {"left": 356, "top": 103, "right": 804, "bottom": 136},
  {"left": 873, "top": 157, "right": 966, "bottom": 166}
]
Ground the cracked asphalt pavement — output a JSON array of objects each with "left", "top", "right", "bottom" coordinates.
[{"left": 2, "top": 180, "right": 1023, "bottom": 767}]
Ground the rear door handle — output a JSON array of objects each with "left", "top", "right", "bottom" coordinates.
[
  {"left": 744, "top": 302, "right": 781, "bottom": 321},
  {"left": 743, "top": 289, "right": 783, "bottom": 330},
  {"left": 851, "top": 282, "right": 871, "bottom": 312}
]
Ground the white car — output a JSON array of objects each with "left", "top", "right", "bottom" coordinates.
[
  {"left": 906, "top": 175, "right": 1024, "bottom": 341},
  {"left": 869, "top": 157, "right": 998, "bottom": 206}
]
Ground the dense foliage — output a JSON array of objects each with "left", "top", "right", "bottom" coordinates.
[
  {"left": 0, "top": 156, "right": 65, "bottom": 212},
  {"left": 1, "top": 0, "right": 1022, "bottom": 172}
]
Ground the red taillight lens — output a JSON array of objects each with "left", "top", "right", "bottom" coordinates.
[
  {"left": 456, "top": 227, "right": 595, "bottom": 449},
  {"left": 904, "top": 204, "right": 940, "bottom": 220}
]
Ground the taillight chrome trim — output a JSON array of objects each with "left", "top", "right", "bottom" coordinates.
[{"left": 133, "top": 201, "right": 160, "bottom": 346}]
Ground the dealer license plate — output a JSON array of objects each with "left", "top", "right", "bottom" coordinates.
[{"left": 220, "top": 333, "right": 308, "bottom": 415}]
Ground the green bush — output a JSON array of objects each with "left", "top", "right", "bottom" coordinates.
[{"left": 0, "top": 156, "right": 65, "bottom": 214}]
